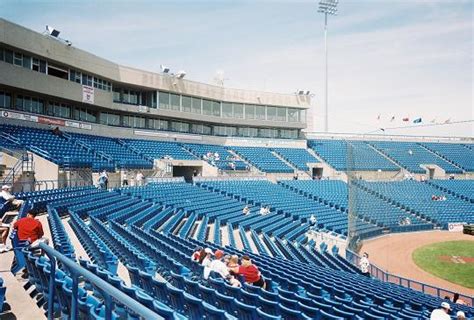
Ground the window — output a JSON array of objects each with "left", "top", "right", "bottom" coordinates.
[
  {"left": 47, "top": 102, "right": 71, "bottom": 119},
  {"left": 280, "top": 129, "right": 298, "bottom": 139},
  {"left": 70, "top": 70, "right": 82, "bottom": 83},
  {"left": 288, "top": 108, "right": 299, "bottom": 122},
  {"left": 260, "top": 128, "right": 278, "bottom": 138},
  {"left": 15, "top": 95, "right": 24, "bottom": 111},
  {"left": 212, "top": 101, "right": 221, "bottom": 117},
  {"left": 170, "top": 93, "right": 180, "bottom": 111},
  {"left": 255, "top": 106, "right": 266, "bottom": 120},
  {"left": 47, "top": 63, "right": 68, "bottom": 80},
  {"left": 171, "top": 121, "right": 189, "bottom": 132},
  {"left": 113, "top": 88, "right": 121, "bottom": 102},
  {"left": 0, "top": 48, "right": 3, "bottom": 61},
  {"left": 74, "top": 108, "right": 97, "bottom": 123},
  {"left": 22, "top": 55, "right": 31, "bottom": 69},
  {"left": 100, "top": 113, "right": 120, "bottom": 126},
  {"left": 4, "top": 50, "right": 13, "bottom": 64},
  {"left": 266, "top": 106, "right": 277, "bottom": 121},
  {"left": 192, "top": 97, "right": 201, "bottom": 114},
  {"left": 202, "top": 99, "right": 212, "bottom": 116},
  {"left": 147, "top": 118, "right": 168, "bottom": 130},
  {"left": 239, "top": 127, "right": 258, "bottom": 137},
  {"left": 276, "top": 107, "right": 287, "bottom": 121},
  {"left": 214, "top": 126, "right": 237, "bottom": 136},
  {"left": 245, "top": 104, "right": 255, "bottom": 120},
  {"left": 0, "top": 91, "right": 12, "bottom": 109},
  {"left": 300, "top": 110, "right": 306, "bottom": 123},
  {"left": 13, "top": 52, "right": 22, "bottom": 66},
  {"left": 222, "top": 102, "right": 233, "bottom": 118},
  {"left": 82, "top": 74, "right": 93, "bottom": 86},
  {"left": 182, "top": 96, "right": 192, "bottom": 112},
  {"left": 32, "top": 58, "right": 47, "bottom": 73},
  {"left": 159, "top": 92, "right": 170, "bottom": 109},
  {"left": 233, "top": 104, "right": 243, "bottom": 119}
]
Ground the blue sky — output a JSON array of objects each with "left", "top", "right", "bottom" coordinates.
[{"left": 1, "top": 0, "right": 472, "bottom": 137}]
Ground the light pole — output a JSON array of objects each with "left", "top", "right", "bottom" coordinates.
[{"left": 318, "top": 0, "right": 338, "bottom": 133}]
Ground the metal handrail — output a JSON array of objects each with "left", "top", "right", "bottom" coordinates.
[
  {"left": 38, "top": 242, "right": 162, "bottom": 320},
  {"left": 345, "top": 249, "right": 474, "bottom": 306}
]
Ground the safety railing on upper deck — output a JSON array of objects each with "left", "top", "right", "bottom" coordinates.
[
  {"left": 38, "top": 242, "right": 162, "bottom": 320},
  {"left": 345, "top": 249, "right": 474, "bottom": 306}
]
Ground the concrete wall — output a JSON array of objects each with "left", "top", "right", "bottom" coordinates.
[
  {"left": 33, "top": 153, "right": 58, "bottom": 182},
  {"left": 0, "top": 18, "right": 310, "bottom": 110}
]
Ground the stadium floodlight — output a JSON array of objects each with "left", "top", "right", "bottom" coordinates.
[
  {"left": 160, "top": 65, "right": 170, "bottom": 74},
  {"left": 46, "top": 25, "right": 60, "bottom": 37},
  {"left": 318, "top": 0, "right": 338, "bottom": 133},
  {"left": 305, "top": 90, "right": 311, "bottom": 95},
  {"left": 298, "top": 90, "right": 305, "bottom": 95},
  {"left": 175, "top": 70, "right": 186, "bottom": 79}
]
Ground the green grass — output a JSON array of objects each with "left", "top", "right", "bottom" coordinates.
[{"left": 412, "top": 240, "right": 474, "bottom": 289}]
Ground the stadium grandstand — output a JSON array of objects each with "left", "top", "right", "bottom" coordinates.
[{"left": 0, "top": 5, "right": 473, "bottom": 320}]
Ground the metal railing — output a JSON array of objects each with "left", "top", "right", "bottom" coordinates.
[
  {"left": 345, "top": 249, "right": 474, "bottom": 306},
  {"left": 38, "top": 242, "right": 162, "bottom": 320}
]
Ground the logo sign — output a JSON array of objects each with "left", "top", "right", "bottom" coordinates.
[
  {"left": 82, "top": 85, "right": 95, "bottom": 104},
  {"left": 448, "top": 223, "right": 464, "bottom": 232}
]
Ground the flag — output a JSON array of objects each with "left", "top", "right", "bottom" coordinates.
[
  {"left": 390, "top": 116, "right": 395, "bottom": 122},
  {"left": 444, "top": 118, "right": 451, "bottom": 124},
  {"left": 430, "top": 118, "right": 436, "bottom": 123},
  {"left": 402, "top": 117, "right": 409, "bottom": 122},
  {"left": 413, "top": 118, "right": 422, "bottom": 123},
  {"left": 377, "top": 114, "right": 381, "bottom": 120}
]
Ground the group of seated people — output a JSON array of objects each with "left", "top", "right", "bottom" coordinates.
[
  {"left": 398, "top": 217, "right": 412, "bottom": 226},
  {"left": 191, "top": 247, "right": 266, "bottom": 289},
  {"left": 431, "top": 194, "right": 447, "bottom": 201},
  {"left": 1, "top": 185, "right": 47, "bottom": 253},
  {"left": 203, "top": 152, "right": 221, "bottom": 163},
  {"left": 259, "top": 206, "right": 271, "bottom": 216}
]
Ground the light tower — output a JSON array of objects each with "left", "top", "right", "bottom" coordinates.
[{"left": 318, "top": 0, "right": 338, "bottom": 133}]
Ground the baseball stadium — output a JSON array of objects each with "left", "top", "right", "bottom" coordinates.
[{"left": 0, "top": 1, "right": 473, "bottom": 319}]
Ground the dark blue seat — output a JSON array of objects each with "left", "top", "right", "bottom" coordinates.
[
  {"left": 234, "top": 300, "right": 257, "bottom": 320},
  {"left": 214, "top": 290, "right": 234, "bottom": 314},
  {"left": 320, "top": 309, "right": 344, "bottom": 319},
  {"left": 257, "top": 308, "right": 283, "bottom": 320}
]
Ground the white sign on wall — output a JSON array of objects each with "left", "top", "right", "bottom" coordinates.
[
  {"left": 82, "top": 85, "right": 95, "bottom": 104},
  {"left": 448, "top": 223, "right": 464, "bottom": 232}
]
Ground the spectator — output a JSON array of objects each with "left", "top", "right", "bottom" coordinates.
[
  {"left": 242, "top": 206, "right": 250, "bottom": 215},
  {"left": 293, "top": 174, "right": 298, "bottom": 180},
  {"left": 1, "top": 185, "right": 24, "bottom": 211},
  {"left": 227, "top": 255, "right": 239, "bottom": 271},
  {"left": 136, "top": 171, "right": 145, "bottom": 186},
  {"left": 122, "top": 171, "right": 129, "bottom": 186},
  {"left": 98, "top": 170, "right": 109, "bottom": 189},
  {"left": 452, "top": 293, "right": 466, "bottom": 305},
  {"left": 0, "top": 223, "right": 11, "bottom": 253},
  {"left": 201, "top": 248, "right": 213, "bottom": 267},
  {"left": 13, "top": 211, "right": 47, "bottom": 245},
  {"left": 430, "top": 302, "right": 451, "bottom": 320},
  {"left": 265, "top": 206, "right": 270, "bottom": 215},
  {"left": 456, "top": 311, "right": 466, "bottom": 320},
  {"left": 51, "top": 126, "right": 62, "bottom": 137},
  {"left": 191, "top": 247, "right": 202, "bottom": 262},
  {"left": 197, "top": 248, "right": 207, "bottom": 264},
  {"left": 359, "top": 252, "right": 370, "bottom": 277},
  {"left": 309, "top": 214, "right": 317, "bottom": 228},
  {"left": 205, "top": 249, "right": 240, "bottom": 287},
  {"left": 259, "top": 206, "right": 266, "bottom": 215},
  {"left": 229, "top": 162, "right": 236, "bottom": 170},
  {"left": 214, "top": 152, "right": 220, "bottom": 161},
  {"left": 229, "top": 255, "right": 265, "bottom": 289},
  {"left": 408, "top": 149, "right": 413, "bottom": 155}
]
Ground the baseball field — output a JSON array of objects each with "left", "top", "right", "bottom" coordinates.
[{"left": 412, "top": 240, "right": 474, "bottom": 289}]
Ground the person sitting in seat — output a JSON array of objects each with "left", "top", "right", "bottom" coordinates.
[
  {"left": 430, "top": 302, "right": 451, "bottom": 320},
  {"left": 229, "top": 255, "right": 266, "bottom": 289},
  {"left": 259, "top": 206, "right": 266, "bottom": 215},
  {"left": 1, "top": 185, "right": 24, "bottom": 211},
  {"left": 359, "top": 252, "right": 370, "bottom": 278},
  {"left": 309, "top": 214, "right": 317, "bottom": 229},
  {"left": 205, "top": 250, "right": 241, "bottom": 287},
  {"left": 200, "top": 248, "right": 213, "bottom": 267},
  {"left": 456, "top": 311, "right": 466, "bottom": 320},
  {"left": 191, "top": 247, "right": 202, "bottom": 262},
  {"left": 13, "top": 211, "right": 48, "bottom": 247},
  {"left": 242, "top": 205, "right": 250, "bottom": 215},
  {"left": 0, "top": 223, "right": 11, "bottom": 253}
]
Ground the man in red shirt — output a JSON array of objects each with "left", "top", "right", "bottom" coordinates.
[
  {"left": 229, "top": 255, "right": 266, "bottom": 289},
  {"left": 13, "top": 211, "right": 44, "bottom": 243}
]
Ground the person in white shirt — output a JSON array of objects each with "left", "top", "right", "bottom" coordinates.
[
  {"left": 136, "top": 171, "right": 145, "bottom": 186},
  {"left": 430, "top": 302, "right": 451, "bottom": 320},
  {"left": 309, "top": 215, "right": 317, "bottom": 229},
  {"left": 456, "top": 311, "right": 466, "bottom": 320},
  {"left": 359, "top": 252, "right": 370, "bottom": 277},
  {"left": 201, "top": 248, "right": 213, "bottom": 268},
  {"left": 242, "top": 206, "right": 250, "bottom": 215},
  {"left": 204, "top": 250, "right": 241, "bottom": 287},
  {"left": 1, "top": 185, "right": 24, "bottom": 210},
  {"left": 259, "top": 206, "right": 266, "bottom": 215}
]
